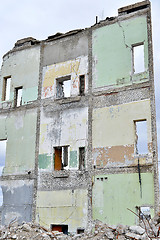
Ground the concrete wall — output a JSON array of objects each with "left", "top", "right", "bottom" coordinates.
[
  {"left": 0, "top": 46, "right": 40, "bottom": 107},
  {"left": 39, "top": 106, "right": 88, "bottom": 170},
  {"left": 0, "top": 1, "right": 158, "bottom": 233},
  {"left": 0, "top": 109, "right": 37, "bottom": 174},
  {"left": 92, "top": 172, "right": 154, "bottom": 225},
  {"left": 0, "top": 44, "right": 40, "bottom": 224},
  {"left": 42, "top": 56, "right": 88, "bottom": 99},
  {"left": 92, "top": 99, "right": 152, "bottom": 168},
  {"left": 1, "top": 180, "right": 34, "bottom": 225},
  {"left": 36, "top": 189, "right": 88, "bottom": 233},
  {"left": 43, "top": 33, "right": 88, "bottom": 66},
  {"left": 92, "top": 15, "right": 148, "bottom": 89}
]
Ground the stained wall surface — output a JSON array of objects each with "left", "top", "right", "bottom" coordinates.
[
  {"left": 92, "top": 15, "right": 148, "bottom": 89},
  {"left": 39, "top": 107, "right": 88, "bottom": 170},
  {"left": 0, "top": 46, "right": 40, "bottom": 106},
  {"left": 36, "top": 189, "right": 88, "bottom": 232},
  {"left": 0, "top": 109, "right": 37, "bottom": 174},
  {"left": 42, "top": 56, "right": 88, "bottom": 99},
  {"left": 0, "top": 44, "right": 40, "bottom": 224},
  {"left": 92, "top": 99, "right": 152, "bottom": 168},
  {"left": 0, "top": 1, "right": 158, "bottom": 233},
  {"left": 1, "top": 180, "right": 34, "bottom": 225},
  {"left": 92, "top": 173, "right": 154, "bottom": 225}
]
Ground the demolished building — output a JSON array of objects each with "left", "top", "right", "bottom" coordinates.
[{"left": 0, "top": 0, "right": 159, "bottom": 234}]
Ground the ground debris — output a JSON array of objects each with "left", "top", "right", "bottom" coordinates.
[{"left": 1, "top": 214, "right": 160, "bottom": 240}]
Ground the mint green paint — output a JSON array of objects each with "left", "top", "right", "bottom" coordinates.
[
  {"left": 92, "top": 173, "right": 154, "bottom": 225},
  {"left": 92, "top": 16, "right": 148, "bottom": 88},
  {"left": 5, "top": 86, "right": 38, "bottom": 106},
  {"left": 70, "top": 151, "right": 77, "bottom": 168},
  {"left": 3, "top": 110, "right": 37, "bottom": 174},
  {"left": 39, "top": 154, "right": 51, "bottom": 169},
  {"left": 22, "top": 86, "right": 38, "bottom": 104},
  {"left": 0, "top": 47, "right": 40, "bottom": 104},
  {"left": 53, "top": 153, "right": 55, "bottom": 167}
]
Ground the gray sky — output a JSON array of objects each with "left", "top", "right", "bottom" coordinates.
[{"left": 0, "top": 0, "right": 160, "bottom": 203}]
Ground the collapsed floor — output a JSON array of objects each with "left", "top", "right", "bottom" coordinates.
[{"left": 0, "top": 213, "right": 160, "bottom": 240}]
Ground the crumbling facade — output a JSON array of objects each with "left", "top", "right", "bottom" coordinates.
[{"left": 0, "top": 0, "right": 159, "bottom": 234}]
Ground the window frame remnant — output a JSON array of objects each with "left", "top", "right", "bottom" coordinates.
[
  {"left": 56, "top": 75, "right": 71, "bottom": 98},
  {"left": 79, "top": 75, "right": 85, "bottom": 96},
  {"left": 54, "top": 146, "right": 69, "bottom": 171},
  {"left": 132, "top": 43, "right": 145, "bottom": 74},
  {"left": 14, "top": 87, "right": 23, "bottom": 107},
  {"left": 134, "top": 119, "right": 148, "bottom": 155},
  {"left": 79, "top": 147, "right": 85, "bottom": 170},
  {"left": 2, "top": 76, "right": 11, "bottom": 101}
]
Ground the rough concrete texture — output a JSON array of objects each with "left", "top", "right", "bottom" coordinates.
[
  {"left": 1, "top": 180, "right": 34, "bottom": 225},
  {"left": 0, "top": 0, "right": 159, "bottom": 234}
]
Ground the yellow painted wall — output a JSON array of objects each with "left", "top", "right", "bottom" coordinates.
[
  {"left": 93, "top": 100, "right": 151, "bottom": 148},
  {"left": 42, "top": 56, "right": 88, "bottom": 98},
  {"left": 92, "top": 100, "right": 152, "bottom": 167},
  {"left": 36, "top": 189, "right": 88, "bottom": 233}
]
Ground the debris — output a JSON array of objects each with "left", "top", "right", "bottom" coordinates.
[{"left": 1, "top": 213, "right": 160, "bottom": 239}]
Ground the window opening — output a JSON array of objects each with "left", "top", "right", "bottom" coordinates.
[
  {"left": 77, "top": 228, "right": 85, "bottom": 234},
  {"left": 15, "top": 87, "right": 23, "bottom": 107},
  {"left": 79, "top": 147, "right": 85, "bottom": 170},
  {"left": 54, "top": 146, "right": 69, "bottom": 170},
  {"left": 135, "top": 120, "right": 148, "bottom": 154},
  {"left": 0, "top": 140, "right": 6, "bottom": 177},
  {"left": 79, "top": 75, "right": 85, "bottom": 96},
  {"left": 0, "top": 140, "right": 6, "bottom": 206},
  {"left": 56, "top": 76, "right": 71, "bottom": 98},
  {"left": 136, "top": 206, "right": 151, "bottom": 221},
  {"left": 0, "top": 187, "right": 3, "bottom": 207},
  {"left": 2, "top": 77, "right": 11, "bottom": 101},
  {"left": 132, "top": 44, "right": 145, "bottom": 74},
  {"left": 51, "top": 224, "right": 68, "bottom": 234}
]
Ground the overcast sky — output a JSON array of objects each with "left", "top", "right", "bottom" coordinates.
[{"left": 0, "top": 0, "right": 160, "bottom": 202}]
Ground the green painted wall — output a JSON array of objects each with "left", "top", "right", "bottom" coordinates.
[
  {"left": 39, "top": 151, "right": 78, "bottom": 170},
  {"left": 92, "top": 173, "right": 154, "bottom": 225},
  {"left": 0, "top": 47, "right": 40, "bottom": 104},
  {"left": 92, "top": 15, "right": 148, "bottom": 88},
  {"left": 70, "top": 151, "right": 77, "bottom": 168},
  {"left": 39, "top": 154, "right": 51, "bottom": 169},
  {"left": 0, "top": 110, "right": 37, "bottom": 174}
]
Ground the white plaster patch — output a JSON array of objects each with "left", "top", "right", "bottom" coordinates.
[
  {"left": 15, "top": 113, "right": 23, "bottom": 129},
  {"left": 0, "top": 180, "right": 33, "bottom": 194}
]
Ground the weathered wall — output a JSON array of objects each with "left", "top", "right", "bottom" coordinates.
[
  {"left": 42, "top": 56, "right": 88, "bottom": 99},
  {"left": 1, "top": 180, "right": 34, "bottom": 225},
  {"left": 92, "top": 99, "right": 152, "bottom": 167},
  {"left": 0, "top": 109, "right": 37, "bottom": 174},
  {"left": 36, "top": 31, "right": 90, "bottom": 233},
  {"left": 92, "top": 172, "right": 154, "bottom": 225},
  {"left": 0, "top": 46, "right": 40, "bottom": 106},
  {"left": 92, "top": 15, "right": 148, "bottom": 89},
  {"left": 0, "top": 1, "right": 158, "bottom": 233},
  {"left": 43, "top": 33, "right": 88, "bottom": 66},
  {"left": 36, "top": 189, "right": 88, "bottom": 233},
  {"left": 39, "top": 106, "right": 88, "bottom": 170}
]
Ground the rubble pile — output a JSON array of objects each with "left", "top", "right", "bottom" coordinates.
[{"left": 0, "top": 214, "right": 160, "bottom": 240}]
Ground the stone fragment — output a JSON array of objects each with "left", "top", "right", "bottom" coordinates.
[
  {"left": 129, "top": 225, "right": 145, "bottom": 235},
  {"left": 125, "top": 232, "right": 141, "bottom": 239},
  {"left": 22, "top": 223, "right": 32, "bottom": 232}
]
